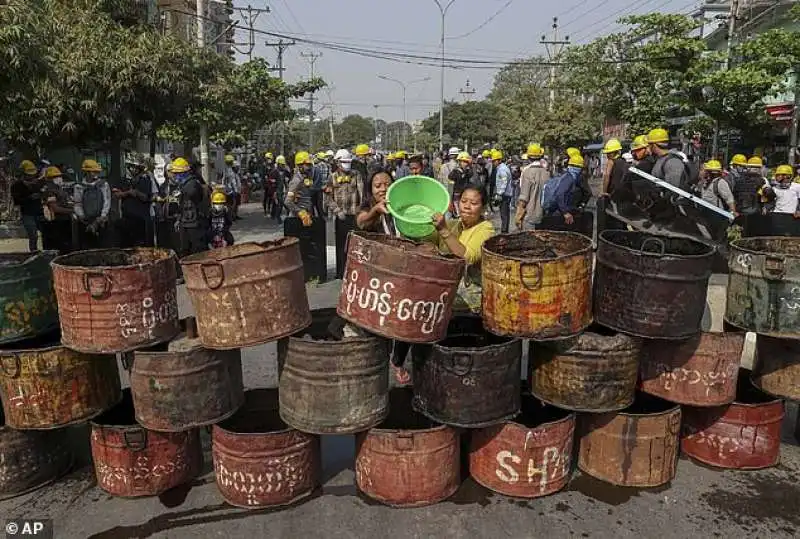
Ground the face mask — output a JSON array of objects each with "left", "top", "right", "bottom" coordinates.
[
  {"left": 212, "top": 203, "right": 226, "bottom": 213},
  {"left": 340, "top": 161, "right": 352, "bottom": 172}
]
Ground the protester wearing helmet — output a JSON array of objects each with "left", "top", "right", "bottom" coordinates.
[
  {"left": 311, "top": 151, "right": 332, "bottom": 218},
  {"left": 326, "top": 149, "right": 364, "bottom": 279},
  {"left": 223, "top": 154, "right": 241, "bottom": 220},
  {"left": 171, "top": 157, "right": 209, "bottom": 257},
  {"left": 515, "top": 143, "right": 549, "bottom": 231},
  {"left": 40, "top": 166, "right": 74, "bottom": 253},
  {"left": 208, "top": 190, "right": 234, "bottom": 248},
  {"left": 600, "top": 139, "right": 625, "bottom": 197},
  {"left": 446, "top": 152, "right": 473, "bottom": 218},
  {"left": 285, "top": 152, "right": 315, "bottom": 227},
  {"left": 438, "top": 147, "right": 460, "bottom": 187},
  {"left": 270, "top": 155, "right": 290, "bottom": 222},
  {"left": 352, "top": 144, "right": 371, "bottom": 181},
  {"left": 728, "top": 154, "right": 747, "bottom": 187},
  {"left": 543, "top": 153, "right": 587, "bottom": 226},
  {"left": 648, "top": 127, "right": 693, "bottom": 188},
  {"left": 733, "top": 156, "right": 766, "bottom": 217},
  {"left": 394, "top": 151, "right": 410, "bottom": 180},
  {"left": 765, "top": 163, "right": 800, "bottom": 217},
  {"left": 11, "top": 160, "right": 45, "bottom": 251},
  {"left": 491, "top": 149, "right": 514, "bottom": 233},
  {"left": 698, "top": 160, "right": 737, "bottom": 216},
  {"left": 116, "top": 154, "right": 154, "bottom": 248},
  {"left": 630, "top": 135, "right": 652, "bottom": 168},
  {"left": 72, "top": 159, "right": 112, "bottom": 250}
]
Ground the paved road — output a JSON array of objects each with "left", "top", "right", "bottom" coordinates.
[{"left": 2, "top": 202, "right": 800, "bottom": 539}]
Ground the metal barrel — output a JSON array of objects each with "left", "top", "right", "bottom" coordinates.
[
  {"left": 0, "top": 331, "right": 121, "bottom": 429},
  {"left": 356, "top": 388, "right": 460, "bottom": 507},
  {"left": 0, "top": 407, "right": 72, "bottom": 500},
  {"left": 0, "top": 251, "right": 59, "bottom": 345},
  {"left": 337, "top": 232, "right": 465, "bottom": 343},
  {"left": 752, "top": 334, "right": 800, "bottom": 401},
  {"left": 681, "top": 371, "right": 784, "bottom": 470},
  {"left": 469, "top": 392, "right": 575, "bottom": 498},
  {"left": 412, "top": 314, "right": 522, "bottom": 428},
  {"left": 577, "top": 391, "right": 681, "bottom": 487},
  {"left": 529, "top": 326, "right": 640, "bottom": 413},
  {"left": 212, "top": 389, "right": 320, "bottom": 508},
  {"left": 181, "top": 239, "right": 312, "bottom": 349},
  {"left": 131, "top": 319, "right": 244, "bottom": 432},
  {"left": 89, "top": 389, "right": 202, "bottom": 497},
  {"left": 482, "top": 231, "right": 593, "bottom": 340},
  {"left": 639, "top": 331, "right": 745, "bottom": 406},
  {"left": 726, "top": 237, "right": 800, "bottom": 338},
  {"left": 594, "top": 230, "right": 715, "bottom": 339},
  {"left": 278, "top": 308, "right": 389, "bottom": 434},
  {"left": 51, "top": 248, "right": 180, "bottom": 354}
]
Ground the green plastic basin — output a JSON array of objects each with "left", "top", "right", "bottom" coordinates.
[{"left": 386, "top": 175, "right": 451, "bottom": 238}]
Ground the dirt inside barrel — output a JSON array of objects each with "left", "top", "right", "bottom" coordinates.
[
  {"left": 484, "top": 231, "right": 591, "bottom": 260},
  {"left": 733, "top": 237, "right": 800, "bottom": 257},
  {"left": 54, "top": 248, "right": 173, "bottom": 268},
  {"left": 601, "top": 230, "right": 714, "bottom": 257}
]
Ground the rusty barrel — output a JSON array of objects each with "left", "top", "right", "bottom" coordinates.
[
  {"left": 356, "top": 388, "right": 460, "bottom": 507},
  {"left": 212, "top": 389, "right": 320, "bottom": 508},
  {"left": 278, "top": 308, "right": 389, "bottom": 434},
  {"left": 482, "top": 231, "right": 593, "bottom": 340},
  {"left": 0, "top": 407, "right": 72, "bottom": 500},
  {"left": 337, "top": 232, "right": 464, "bottom": 343},
  {"left": 752, "top": 333, "right": 800, "bottom": 401},
  {"left": 639, "top": 331, "right": 744, "bottom": 406},
  {"left": 682, "top": 371, "right": 784, "bottom": 469},
  {"left": 577, "top": 392, "right": 681, "bottom": 487},
  {"left": 529, "top": 326, "right": 640, "bottom": 413},
  {"left": 90, "top": 390, "right": 202, "bottom": 497},
  {"left": 181, "top": 239, "right": 311, "bottom": 349},
  {"left": 726, "top": 237, "right": 800, "bottom": 338},
  {"left": 131, "top": 319, "right": 244, "bottom": 432},
  {"left": 595, "top": 231, "right": 715, "bottom": 339},
  {"left": 412, "top": 315, "right": 522, "bottom": 428},
  {"left": 0, "top": 251, "right": 59, "bottom": 345},
  {"left": 469, "top": 392, "right": 575, "bottom": 498},
  {"left": 0, "top": 332, "right": 121, "bottom": 429},
  {"left": 51, "top": 248, "right": 180, "bottom": 353}
]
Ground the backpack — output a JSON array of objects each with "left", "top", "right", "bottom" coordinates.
[
  {"left": 81, "top": 182, "right": 103, "bottom": 221},
  {"left": 712, "top": 176, "right": 735, "bottom": 211},
  {"left": 663, "top": 152, "right": 700, "bottom": 190},
  {"left": 541, "top": 173, "right": 566, "bottom": 214}
]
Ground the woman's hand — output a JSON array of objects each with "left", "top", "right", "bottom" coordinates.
[
  {"left": 431, "top": 212, "right": 447, "bottom": 231},
  {"left": 373, "top": 200, "right": 388, "bottom": 215}
]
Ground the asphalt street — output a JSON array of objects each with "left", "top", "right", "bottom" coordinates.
[{"left": 1, "top": 203, "right": 799, "bottom": 539}]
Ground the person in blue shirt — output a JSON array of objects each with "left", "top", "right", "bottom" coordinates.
[
  {"left": 491, "top": 149, "right": 513, "bottom": 232},
  {"left": 552, "top": 154, "right": 587, "bottom": 226}
]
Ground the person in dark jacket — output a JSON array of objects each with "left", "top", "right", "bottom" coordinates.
[
  {"left": 173, "top": 158, "right": 208, "bottom": 257},
  {"left": 448, "top": 152, "right": 473, "bottom": 217},
  {"left": 116, "top": 157, "right": 154, "bottom": 248},
  {"left": 550, "top": 156, "right": 585, "bottom": 226},
  {"left": 11, "top": 160, "right": 44, "bottom": 251},
  {"left": 40, "top": 166, "right": 74, "bottom": 253}
]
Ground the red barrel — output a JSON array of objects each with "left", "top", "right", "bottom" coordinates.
[
  {"left": 212, "top": 389, "right": 320, "bottom": 508},
  {"left": 681, "top": 372, "right": 783, "bottom": 470},
  {"left": 90, "top": 390, "right": 202, "bottom": 497},
  {"left": 469, "top": 393, "right": 574, "bottom": 498},
  {"left": 338, "top": 232, "right": 464, "bottom": 343}
]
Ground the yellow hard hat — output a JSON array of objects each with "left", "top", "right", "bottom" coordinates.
[
  {"left": 295, "top": 151, "right": 312, "bottom": 166},
  {"left": 704, "top": 159, "right": 722, "bottom": 172},
  {"left": 566, "top": 147, "right": 581, "bottom": 158},
  {"left": 386, "top": 152, "right": 395, "bottom": 161},
  {"left": 602, "top": 139, "right": 623, "bottom": 154},
  {"left": 395, "top": 150, "right": 407, "bottom": 159},
  {"left": 316, "top": 151, "right": 327, "bottom": 160},
  {"left": 568, "top": 154, "right": 585, "bottom": 167},
  {"left": 224, "top": 154, "right": 235, "bottom": 163},
  {"left": 527, "top": 143, "right": 544, "bottom": 158},
  {"left": 482, "top": 149, "right": 491, "bottom": 158},
  {"left": 44, "top": 166, "right": 62, "bottom": 179},
  {"left": 211, "top": 191, "right": 227, "bottom": 204},
  {"left": 631, "top": 135, "right": 649, "bottom": 151},
  {"left": 776, "top": 164, "right": 794, "bottom": 176},
  {"left": 647, "top": 128, "right": 669, "bottom": 144},
  {"left": 19, "top": 160, "right": 37, "bottom": 176},
  {"left": 275, "top": 155, "right": 286, "bottom": 165},
  {"left": 171, "top": 157, "right": 190, "bottom": 173},
  {"left": 747, "top": 156, "right": 763, "bottom": 168},
  {"left": 730, "top": 154, "right": 747, "bottom": 167},
  {"left": 456, "top": 151, "right": 472, "bottom": 163},
  {"left": 265, "top": 152, "right": 274, "bottom": 160},
  {"left": 81, "top": 159, "right": 102, "bottom": 173},
  {"left": 490, "top": 149, "right": 503, "bottom": 160},
  {"left": 355, "top": 144, "right": 370, "bottom": 156}
]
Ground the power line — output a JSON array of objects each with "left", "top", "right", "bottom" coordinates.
[
  {"left": 448, "top": 0, "right": 515, "bottom": 39},
  {"left": 570, "top": 0, "right": 666, "bottom": 43}
]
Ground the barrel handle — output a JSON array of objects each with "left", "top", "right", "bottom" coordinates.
[
  {"left": 519, "top": 262, "right": 543, "bottom": 290},
  {"left": 394, "top": 433, "right": 414, "bottom": 451},
  {"left": 442, "top": 353, "right": 473, "bottom": 377},
  {"left": 200, "top": 262, "right": 225, "bottom": 290},
  {"left": 0, "top": 354, "right": 21, "bottom": 378},
  {"left": 83, "top": 272, "right": 112, "bottom": 299},
  {"left": 764, "top": 255, "right": 785, "bottom": 278},
  {"left": 120, "top": 352, "right": 134, "bottom": 371},
  {"left": 123, "top": 429, "right": 148, "bottom": 451},
  {"left": 640, "top": 237, "right": 666, "bottom": 256}
]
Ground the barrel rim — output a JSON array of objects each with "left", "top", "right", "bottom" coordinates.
[
  {"left": 51, "top": 247, "right": 176, "bottom": 271},
  {"left": 482, "top": 230, "right": 593, "bottom": 262},
  {"left": 287, "top": 307, "right": 380, "bottom": 345},
  {"left": 615, "top": 402, "right": 682, "bottom": 418},
  {"left": 0, "top": 250, "right": 59, "bottom": 268},
  {"left": 432, "top": 335, "right": 522, "bottom": 353},
  {"left": 0, "top": 337, "right": 66, "bottom": 354},
  {"left": 599, "top": 229, "right": 716, "bottom": 259},
  {"left": 730, "top": 235, "right": 800, "bottom": 257},
  {"left": 349, "top": 230, "right": 465, "bottom": 267},
  {"left": 367, "top": 423, "right": 453, "bottom": 436},
  {"left": 180, "top": 237, "right": 299, "bottom": 265}
]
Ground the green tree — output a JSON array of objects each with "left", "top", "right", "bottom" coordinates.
[
  {"left": 421, "top": 100, "right": 497, "bottom": 148},
  {"left": 334, "top": 115, "right": 375, "bottom": 149}
]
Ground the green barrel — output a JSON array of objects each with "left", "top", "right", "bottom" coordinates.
[{"left": 0, "top": 251, "right": 59, "bottom": 345}]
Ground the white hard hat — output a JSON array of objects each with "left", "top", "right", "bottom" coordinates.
[
  {"left": 448, "top": 147, "right": 460, "bottom": 156},
  {"left": 326, "top": 150, "right": 335, "bottom": 157},
  {"left": 335, "top": 149, "right": 352, "bottom": 162}
]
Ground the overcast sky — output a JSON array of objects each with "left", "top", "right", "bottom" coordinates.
[{"left": 232, "top": 0, "right": 704, "bottom": 124}]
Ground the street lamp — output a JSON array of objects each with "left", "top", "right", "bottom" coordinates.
[
  {"left": 432, "top": 0, "right": 457, "bottom": 152},
  {"left": 377, "top": 75, "right": 431, "bottom": 148}
]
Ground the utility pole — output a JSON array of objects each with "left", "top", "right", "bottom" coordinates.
[
  {"left": 266, "top": 39, "right": 296, "bottom": 155},
  {"left": 432, "top": 0, "right": 457, "bottom": 152},
  {"left": 373, "top": 105, "right": 380, "bottom": 149},
  {"left": 459, "top": 79, "right": 476, "bottom": 102},
  {"left": 541, "top": 17, "right": 570, "bottom": 112},
  {"left": 301, "top": 51, "right": 322, "bottom": 149},
  {"left": 196, "top": 0, "right": 210, "bottom": 184},
  {"left": 234, "top": 4, "right": 270, "bottom": 61},
  {"left": 714, "top": 0, "right": 740, "bottom": 159}
]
